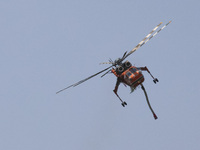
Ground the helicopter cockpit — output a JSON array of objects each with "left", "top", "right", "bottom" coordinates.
[{"left": 123, "top": 67, "right": 144, "bottom": 86}]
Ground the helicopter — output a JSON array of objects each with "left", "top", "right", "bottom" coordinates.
[{"left": 57, "top": 21, "right": 171, "bottom": 120}]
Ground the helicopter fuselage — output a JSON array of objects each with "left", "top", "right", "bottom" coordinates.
[
  {"left": 121, "top": 66, "right": 144, "bottom": 88},
  {"left": 111, "top": 61, "right": 144, "bottom": 89}
]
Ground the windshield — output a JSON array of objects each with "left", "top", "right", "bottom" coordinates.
[
  {"left": 129, "top": 68, "right": 137, "bottom": 74},
  {"left": 126, "top": 71, "right": 132, "bottom": 77}
]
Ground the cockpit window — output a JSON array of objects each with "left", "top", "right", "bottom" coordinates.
[
  {"left": 130, "top": 68, "right": 137, "bottom": 74},
  {"left": 126, "top": 71, "right": 132, "bottom": 77}
]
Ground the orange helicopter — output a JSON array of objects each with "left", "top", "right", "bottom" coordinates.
[{"left": 57, "top": 21, "right": 171, "bottom": 120}]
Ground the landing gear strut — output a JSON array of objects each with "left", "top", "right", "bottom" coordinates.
[
  {"left": 113, "top": 78, "right": 128, "bottom": 107},
  {"left": 141, "top": 84, "right": 158, "bottom": 120},
  {"left": 113, "top": 89, "right": 127, "bottom": 107},
  {"left": 139, "top": 66, "right": 159, "bottom": 84}
]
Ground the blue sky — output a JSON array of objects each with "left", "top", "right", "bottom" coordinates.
[{"left": 1, "top": 0, "right": 200, "bottom": 150}]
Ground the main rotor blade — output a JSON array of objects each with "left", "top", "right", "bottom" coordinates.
[
  {"left": 122, "top": 51, "right": 128, "bottom": 59},
  {"left": 56, "top": 65, "right": 113, "bottom": 94},
  {"left": 140, "top": 21, "right": 171, "bottom": 47},
  {"left": 99, "top": 62, "right": 113, "bottom": 65},
  {"left": 123, "top": 22, "right": 163, "bottom": 60},
  {"left": 101, "top": 69, "right": 111, "bottom": 78}
]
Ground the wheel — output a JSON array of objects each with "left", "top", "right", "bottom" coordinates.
[
  {"left": 121, "top": 102, "right": 127, "bottom": 107},
  {"left": 153, "top": 78, "right": 159, "bottom": 84}
]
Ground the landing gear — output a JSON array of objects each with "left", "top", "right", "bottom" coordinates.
[
  {"left": 141, "top": 84, "right": 158, "bottom": 120},
  {"left": 153, "top": 78, "right": 159, "bottom": 84},
  {"left": 113, "top": 78, "right": 128, "bottom": 107},
  {"left": 121, "top": 101, "right": 127, "bottom": 107},
  {"left": 139, "top": 66, "right": 159, "bottom": 84}
]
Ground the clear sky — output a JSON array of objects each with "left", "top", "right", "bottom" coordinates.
[{"left": 1, "top": 0, "right": 200, "bottom": 150}]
